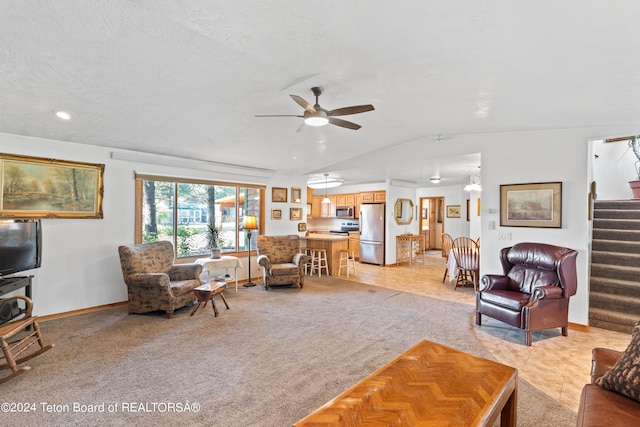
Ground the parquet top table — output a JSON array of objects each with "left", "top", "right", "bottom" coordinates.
[{"left": 294, "top": 340, "right": 517, "bottom": 427}]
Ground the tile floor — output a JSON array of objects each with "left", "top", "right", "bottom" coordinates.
[{"left": 338, "top": 253, "right": 632, "bottom": 413}]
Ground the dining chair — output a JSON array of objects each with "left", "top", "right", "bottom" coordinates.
[
  {"left": 440, "top": 233, "right": 454, "bottom": 283},
  {"left": 451, "top": 237, "right": 480, "bottom": 291}
]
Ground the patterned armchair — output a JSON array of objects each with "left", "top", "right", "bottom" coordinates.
[
  {"left": 256, "top": 235, "right": 309, "bottom": 290},
  {"left": 118, "top": 241, "right": 202, "bottom": 318}
]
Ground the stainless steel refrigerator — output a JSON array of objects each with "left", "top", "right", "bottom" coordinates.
[{"left": 359, "top": 203, "right": 385, "bottom": 265}]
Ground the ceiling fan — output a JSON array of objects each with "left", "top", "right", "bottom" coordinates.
[{"left": 256, "top": 87, "right": 374, "bottom": 130}]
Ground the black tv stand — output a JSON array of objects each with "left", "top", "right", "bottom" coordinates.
[{"left": 0, "top": 275, "right": 33, "bottom": 299}]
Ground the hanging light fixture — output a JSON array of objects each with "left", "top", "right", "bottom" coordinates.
[{"left": 321, "top": 173, "right": 331, "bottom": 204}]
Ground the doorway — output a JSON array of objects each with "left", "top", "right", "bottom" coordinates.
[{"left": 419, "top": 197, "right": 444, "bottom": 250}]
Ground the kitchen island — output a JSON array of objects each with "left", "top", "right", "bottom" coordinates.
[{"left": 302, "top": 234, "right": 350, "bottom": 277}]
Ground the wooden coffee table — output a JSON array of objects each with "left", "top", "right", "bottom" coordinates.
[
  {"left": 294, "top": 340, "right": 517, "bottom": 426},
  {"left": 191, "top": 282, "right": 229, "bottom": 317}
]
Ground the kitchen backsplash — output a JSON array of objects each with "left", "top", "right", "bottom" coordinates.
[{"left": 307, "top": 218, "right": 359, "bottom": 232}]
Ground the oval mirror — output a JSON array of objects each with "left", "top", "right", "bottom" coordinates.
[{"left": 394, "top": 198, "right": 414, "bottom": 225}]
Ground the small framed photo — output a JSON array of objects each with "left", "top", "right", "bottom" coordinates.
[
  {"left": 290, "top": 207, "right": 302, "bottom": 221},
  {"left": 500, "top": 182, "right": 562, "bottom": 228},
  {"left": 291, "top": 187, "right": 301, "bottom": 204},
  {"left": 298, "top": 222, "right": 307, "bottom": 232},
  {"left": 272, "top": 187, "right": 287, "bottom": 203},
  {"left": 271, "top": 209, "right": 282, "bottom": 220},
  {"left": 446, "top": 205, "right": 461, "bottom": 218}
]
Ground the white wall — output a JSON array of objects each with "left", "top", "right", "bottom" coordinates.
[
  {"left": 591, "top": 138, "right": 639, "bottom": 200},
  {"left": 0, "top": 132, "right": 307, "bottom": 316},
  {"left": 4, "top": 124, "right": 639, "bottom": 324}
]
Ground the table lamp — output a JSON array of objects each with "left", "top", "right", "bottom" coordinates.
[{"left": 243, "top": 215, "right": 259, "bottom": 287}]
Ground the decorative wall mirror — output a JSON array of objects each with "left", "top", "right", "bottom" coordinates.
[{"left": 394, "top": 198, "right": 414, "bottom": 225}]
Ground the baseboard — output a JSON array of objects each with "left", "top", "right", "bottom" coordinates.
[
  {"left": 39, "top": 301, "right": 128, "bottom": 322},
  {"left": 568, "top": 322, "right": 590, "bottom": 332}
]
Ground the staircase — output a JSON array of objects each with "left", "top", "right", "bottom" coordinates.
[{"left": 590, "top": 200, "right": 640, "bottom": 333}]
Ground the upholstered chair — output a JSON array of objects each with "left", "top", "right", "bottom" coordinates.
[
  {"left": 118, "top": 241, "right": 202, "bottom": 318},
  {"left": 475, "top": 242, "right": 578, "bottom": 346},
  {"left": 256, "top": 235, "right": 309, "bottom": 290}
]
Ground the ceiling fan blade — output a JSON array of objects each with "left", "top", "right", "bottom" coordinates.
[
  {"left": 329, "top": 117, "right": 361, "bottom": 130},
  {"left": 290, "top": 95, "right": 317, "bottom": 113},
  {"left": 327, "top": 104, "right": 375, "bottom": 116},
  {"left": 255, "top": 114, "right": 303, "bottom": 117}
]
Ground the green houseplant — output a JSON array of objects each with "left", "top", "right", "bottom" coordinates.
[{"left": 206, "top": 223, "right": 222, "bottom": 259}]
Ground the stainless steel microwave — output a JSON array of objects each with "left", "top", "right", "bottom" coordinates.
[{"left": 336, "top": 206, "right": 355, "bottom": 218}]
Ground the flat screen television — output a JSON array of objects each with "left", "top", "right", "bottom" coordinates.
[{"left": 0, "top": 219, "right": 42, "bottom": 277}]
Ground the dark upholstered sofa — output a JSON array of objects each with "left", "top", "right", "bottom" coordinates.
[{"left": 576, "top": 347, "right": 640, "bottom": 426}]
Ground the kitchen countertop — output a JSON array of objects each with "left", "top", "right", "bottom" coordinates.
[{"left": 302, "top": 234, "right": 349, "bottom": 241}]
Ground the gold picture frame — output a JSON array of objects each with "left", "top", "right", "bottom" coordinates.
[
  {"left": 500, "top": 182, "right": 562, "bottom": 228},
  {"left": 298, "top": 222, "right": 307, "bottom": 232},
  {"left": 272, "top": 187, "right": 287, "bottom": 203},
  {"left": 446, "top": 205, "right": 461, "bottom": 218},
  {"left": 271, "top": 209, "right": 282, "bottom": 220},
  {"left": 291, "top": 187, "right": 301, "bottom": 204},
  {"left": 0, "top": 152, "right": 104, "bottom": 219},
  {"left": 290, "top": 207, "right": 302, "bottom": 221}
]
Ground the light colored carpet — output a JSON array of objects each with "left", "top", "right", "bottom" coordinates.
[{"left": 2, "top": 277, "right": 576, "bottom": 426}]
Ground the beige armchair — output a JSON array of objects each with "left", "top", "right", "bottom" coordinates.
[
  {"left": 118, "top": 241, "right": 202, "bottom": 318},
  {"left": 256, "top": 235, "right": 309, "bottom": 290}
]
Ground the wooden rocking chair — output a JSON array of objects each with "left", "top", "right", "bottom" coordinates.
[{"left": 0, "top": 295, "right": 54, "bottom": 384}]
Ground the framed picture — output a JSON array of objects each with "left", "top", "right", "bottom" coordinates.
[
  {"left": 271, "top": 209, "right": 282, "bottom": 220},
  {"left": 446, "top": 205, "right": 461, "bottom": 218},
  {"left": 0, "top": 152, "right": 104, "bottom": 219},
  {"left": 466, "top": 199, "right": 470, "bottom": 221},
  {"left": 290, "top": 207, "right": 302, "bottom": 221},
  {"left": 298, "top": 222, "right": 307, "bottom": 232},
  {"left": 272, "top": 187, "right": 287, "bottom": 203},
  {"left": 500, "top": 182, "right": 562, "bottom": 228},
  {"left": 291, "top": 187, "right": 301, "bottom": 203}
]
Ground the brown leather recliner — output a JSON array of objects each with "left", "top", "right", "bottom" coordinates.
[{"left": 475, "top": 242, "right": 578, "bottom": 346}]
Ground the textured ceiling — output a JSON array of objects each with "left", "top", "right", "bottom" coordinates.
[{"left": 2, "top": 1, "right": 640, "bottom": 186}]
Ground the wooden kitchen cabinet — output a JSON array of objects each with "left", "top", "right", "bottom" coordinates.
[
  {"left": 311, "top": 196, "right": 322, "bottom": 218},
  {"left": 320, "top": 196, "right": 337, "bottom": 217},
  {"left": 374, "top": 191, "right": 386, "bottom": 202},
  {"left": 361, "top": 192, "right": 374, "bottom": 203}
]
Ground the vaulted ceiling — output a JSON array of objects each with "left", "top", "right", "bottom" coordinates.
[{"left": 2, "top": 2, "right": 639, "bottom": 186}]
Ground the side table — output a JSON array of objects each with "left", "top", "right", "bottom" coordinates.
[
  {"left": 195, "top": 256, "right": 242, "bottom": 292},
  {"left": 191, "top": 282, "right": 229, "bottom": 317}
]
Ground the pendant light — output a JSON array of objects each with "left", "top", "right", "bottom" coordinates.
[{"left": 321, "top": 173, "right": 331, "bottom": 204}]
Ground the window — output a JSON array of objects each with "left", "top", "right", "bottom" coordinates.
[{"left": 135, "top": 174, "right": 263, "bottom": 259}]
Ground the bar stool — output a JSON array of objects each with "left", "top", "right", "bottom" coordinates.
[
  {"left": 304, "top": 248, "right": 314, "bottom": 275},
  {"left": 311, "top": 249, "right": 329, "bottom": 277},
  {"left": 338, "top": 250, "right": 357, "bottom": 278}
]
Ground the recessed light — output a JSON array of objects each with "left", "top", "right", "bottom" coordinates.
[{"left": 55, "top": 111, "right": 72, "bottom": 120}]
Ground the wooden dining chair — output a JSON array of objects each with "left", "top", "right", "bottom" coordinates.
[
  {"left": 440, "top": 233, "right": 454, "bottom": 283},
  {"left": 452, "top": 237, "right": 480, "bottom": 291}
]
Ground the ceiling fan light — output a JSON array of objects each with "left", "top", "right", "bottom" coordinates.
[
  {"left": 304, "top": 116, "right": 329, "bottom": 127},
  {"left": 430, "top": 177, "right": 441, "bottom": 183}
]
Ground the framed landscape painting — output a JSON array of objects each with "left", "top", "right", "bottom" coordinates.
[
  {"left": 0, "top": 152, "right": 104, "bottom": 219},
  {"left": 272, "top": 187, "right": 287, "bottom": 203},
  {"left": 500, "top": 182, "right": 562, "bottom": 228},
  {"left": 290, "top": 207, "right": 302, "bottom": 221}
]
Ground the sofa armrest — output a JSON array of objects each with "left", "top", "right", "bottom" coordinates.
[
  {"left": 169, "top": 263, "right": 202, "bottom": 281},
  {"left": 591, "top": 347, "right": 624, "bottom": 384},
  {"left": 293, "top": 253, "right": 309, "bottom": 267},
  {"left": 479, "top": 274, "right": 509, "bottom": 292},
  {"left": 532, "top": 285, "right": 563, "bottom": 300},
  {"left": 257, "top": 254, "right": 271, "bottom": 270}
]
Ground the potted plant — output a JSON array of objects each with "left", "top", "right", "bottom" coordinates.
[
  {"left": 629, "top": 136, "right": 640, "bottom": 199},
  {"left": 206, "top": 223, "right": 222, "bottom": 259}
]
